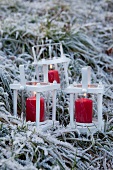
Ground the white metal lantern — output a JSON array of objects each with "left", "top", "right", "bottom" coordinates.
[
  {"left": 10, "top": 65, "right": 60, "bottom": 130},
  {"left": 64, "top": 66, "right": 104, "bottom": 134},
  {"left": 32, "top": 42, "right": 70, "bottom": 87}
]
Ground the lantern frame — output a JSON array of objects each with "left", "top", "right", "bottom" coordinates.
[
  {"left": 32, "top": 42, "right": 70, "bottom": 87},
  {"left": 10, "top": 65, "right": 60, "bottom": 130},
  {"left": 64, "top": 66, "right": 104, "bottom": 134}
]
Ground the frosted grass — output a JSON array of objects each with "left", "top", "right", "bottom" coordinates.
[{"left": 0, "top": 0, "right": 113, "bottom": 169}]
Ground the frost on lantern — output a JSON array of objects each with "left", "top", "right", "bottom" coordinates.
[
  {"left": 64, "top": 66, "right": 104, "bottom": 134},
  {"left": 10, "top": 42, "right": 71, "bottom": 131}
]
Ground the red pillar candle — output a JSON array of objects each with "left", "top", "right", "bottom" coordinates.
[
  {"left": 75, "top": 98, "right": 93, "bottom": 123},
  {"left": 26, "top": 96, "right": 45, "bottom": 122},
  {"left": 48, "top": 70, "right": 60, "bottom": 83}
]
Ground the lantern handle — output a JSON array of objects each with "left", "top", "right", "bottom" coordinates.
[
  {"left": 49, "top": 39, "right": 52, "bottom": 59},
  {"left": 60, "top": 43, "right": 64, "bottom": 57},
  {"left": 82, "top": 66, "right": 91, "bottom": 92},
  {"left": 19, "top": 65, "right": 26, "bottom": 89}
]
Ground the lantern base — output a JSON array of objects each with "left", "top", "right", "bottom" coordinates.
[
  {"left": 68, "top": 120, "right": 104, "bottom": 135},
  {"left": 39, "top": 120, "right": 59, "bottom": 132},
  {"left": 76, "top": 122, "right": 94, "bottom": 127},
  {"left": 26, "top": 120, "right": 59, "bottom": 132}
]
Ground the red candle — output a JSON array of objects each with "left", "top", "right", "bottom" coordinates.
[
  {"left": 26, "top": 96, "right": 45, "bottom": 122},
  {"left": 48, "top": 70, "right": 60, "bottom": 83},
  {"left": 75, "top": 98, "right": 93, "bottom": 123}
]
